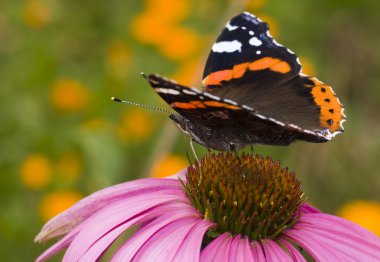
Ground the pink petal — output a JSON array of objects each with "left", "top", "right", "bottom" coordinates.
[
  {"left": 172, "top": 220, "right": 215, "bottom": 262},
  {"left": 250, "top": 241, "right": 266, "bottom": 262},
  {"left": 262, "top": 239, "right": 293, "bottom": 261},
  {"left": 111, "top": 206, "right": 200, "bottom": 261},
  {"left": 79, "top": 202, "right": 192, "bottom": 261},
  {"left": 36, "top": 225, "right": 82, "bottom": 262},
  {"left": 131, "top": 218, "right": 201, "bottom": 261},
  {"left": 240, "top": 238, "right": 254, "bottom": 262},
  {"left": 285, "top": 213, "right": 380, "bottom": 261},
  {"left": 35, "top": 178, "right": 182, "bottom": 242},
  {"left": 300, "top": 203, "right": 320, "bottom": 214},
  {"left": 288, "top": 214, "right": 380, "bottom": 261},
  {"left": 227, "top": 235, "right": 241, "bottom": 261},
  {"left": 200, "top": 232, "right": 233, "bottom": 262},
  {"left": 228, "top": 235, "right": 254, "bottom": 262},
  {"left": 278, "top": 238, "right": 306, "bottom": 262},
  {"left": 284, "top": 228, "right": 349, "bottom": 261},
  {"left": 63, "top": 189, "right": 188, "bottom": 261}
]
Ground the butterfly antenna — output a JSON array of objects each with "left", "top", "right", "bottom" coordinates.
[{"left": 111, "top": 97, "right": 173, "bottom": 114}]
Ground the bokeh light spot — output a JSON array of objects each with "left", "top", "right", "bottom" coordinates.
[
  {"left": 337, "top": 200, "right": 380, "bottom": 236},
  {"left": 117, "top": 108, "right": 154, "bottom": 142},
  {"left": 20, "top": 154, "right": 52, "bottom": 190},
  {"left": 158, "top": 27, "right": 201, "bottom": 61},
  {"left": 50, "top": 78, "right": 90, "bottom": 112},
  {"left": 23, "top": 0, "right": 52, "bottom": 29},
  {"left": 145, "top": 0, "right": 190, "bottom": 23},
  {"left": 150, "top": 154, "right": 188, "bottom": 178},
  {"left": 299, "top": 56, "right": 316, "bottom": 76},
  {"left": 39, "top": 190, "right": 83, "bottom": 222}
]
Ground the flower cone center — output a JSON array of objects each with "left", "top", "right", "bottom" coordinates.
[{"left": 182, "top": 152, "right": 304, "bottom": 241}]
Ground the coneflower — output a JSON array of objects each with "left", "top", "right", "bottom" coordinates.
[{"left": 36, "top": 153, "right": 380, "bottom": 261}]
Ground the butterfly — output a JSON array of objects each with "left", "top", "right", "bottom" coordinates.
[{"left": 144, "top": 12, "right": 345, "bottom": 151}]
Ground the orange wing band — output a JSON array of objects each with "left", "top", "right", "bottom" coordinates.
[
  {"left": 202, "top": 57, "right": 291, "bottom": 87},
  {"left": 171, "top": 100, "right": 240, "bottom": 110}
]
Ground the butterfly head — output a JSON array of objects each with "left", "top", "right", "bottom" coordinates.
[{"left": 169, "top": 114, "right": 208, "bottom": 148}]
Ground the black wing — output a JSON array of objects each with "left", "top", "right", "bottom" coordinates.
[{"left": 202, "top": 12, "right": 301, "bottom": 90}]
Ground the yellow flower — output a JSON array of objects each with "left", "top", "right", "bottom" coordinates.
[
  {"left": 130, "top": 13, "right": 173, "bottom": 45},
  {"left": 150, "top": 154, "right": 188, "bottom": 178},
  {"left": 144, "top": 0, "right": 190, "bottom": 23},
  {"left": 39, "top": 190, "right": 83, "bottom": 221},
  {"left": 337, "top": 200, "right": 380, "bottom": 236},
  {"left": 130, "top": 0, "right": 197, "bottom": 61},
  {"left": 117, "top": 108, "right": 154, "bottom": 142},
  {"left": 23, "top": 0, "right": 51, "bottom": 29},
  {"left": 106, "top": 41, "right": 132, "bottom": 78},
  {"left": 20, "top": 154, "right": 52, "bottom": 190},
  {"left": 56, "top": 152, "right": 83, "bottom": 183},
  {"left": 299, "top": 56, "right": 316, "bottom": 76},
  {"left": 158, "top": 26, "right": 201, "bottom": 61},
  {"left": 50, "top": 78, "right": 90, "bottom": 112}
]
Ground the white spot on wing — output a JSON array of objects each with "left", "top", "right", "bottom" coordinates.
[
  {"left": 225, "top": 22, "right": 238, "bottom": 31},
  {"left": 249, "top": 31, "right": 254, "bottom": 35},
  {"left": 242, "top": 105, "right": 254, "bottom": 111},
  {"left": 212, "top": 40, "right": 242, "bottom": 53},
  {"left": 242, "top": 26, "right": 246, "bottom": 30},
  {"left": 288, "top": 124, "right": 302, "bottom": 130},
  {"left": 182, "top": 89, "right": 197, "bottom": 95},
  {"left": 256, "top": 50, "right": 261, "bottom": 55},
  {"left": 272, "top": 39, "right": 283, "bottom": 47},
  {"left": 249, "top": 37, "right": 262, "bottom": 46},
  {"left": 296, "top": 57, "right": 301, "bottom": 66},
  {"left": 155, "top": 88, "right": 180, "bottom": 95},
  {"left": 243, "top": 12, "right": 256, "bottom": 19},
  {"left": 268, "top": 117, "right": 285, "bottom": 126},
  {"left": 286, "top": 48, "right": 295, "bottom": 54},
  {"left": 222, "top": 99, "right": 238, "bottom": 105},
  {"left": 204, "top": 93, "right": 221, "bottom": 101}
]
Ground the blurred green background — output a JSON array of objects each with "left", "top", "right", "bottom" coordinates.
[{"left": 1, "top": 0, "right": 380, "bottom": 260}]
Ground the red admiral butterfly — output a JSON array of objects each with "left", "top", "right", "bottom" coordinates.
[{"left": 144, "top": 12, "right": 345, "bottom": 151}]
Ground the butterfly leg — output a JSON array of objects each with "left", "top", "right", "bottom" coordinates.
[
  {"left": 190, "top": 139, "right": 203, "bottom": 185},
  {"left": 250, "top": 144, "right": 255, "bottom": 154},
  {"left": 230, "top": 143, "right": 243, "bottom": 168},
  {"left": 190, "top": 139, "right": 200, "bottom": 164}
]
